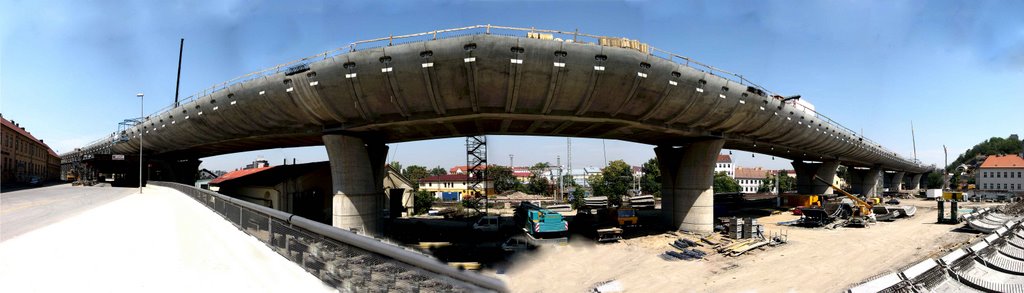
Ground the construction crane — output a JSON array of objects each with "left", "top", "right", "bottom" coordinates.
[{"left": 813, "top": 175, "right": 874, "bottom": 227}]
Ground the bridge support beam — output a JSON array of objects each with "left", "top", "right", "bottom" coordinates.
[
  {"left": 848, "top": 167, "right": 882, "bottom": 197},
  {"left": 324, "top": 134, "right": 388, "bottom": 236},
  {"left": 655, "top": 139, "right": 724, "bottom": 234},
  {"left": 884, "top": 171, "right": 905, "bottom": 193},
  {"left": 792, "top": 160, "right": 840, "bottom": 195}
]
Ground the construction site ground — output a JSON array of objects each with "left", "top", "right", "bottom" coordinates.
[{"left": 498, "top": 198, "right": 1001, "bottom": 292}]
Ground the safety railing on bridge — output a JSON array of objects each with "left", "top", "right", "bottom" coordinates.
[{"left": 151, "top": 181, "right": 506, "bottom": 293}]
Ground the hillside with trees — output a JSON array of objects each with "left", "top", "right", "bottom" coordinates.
[{"left": 947, "top": 134, "right": 1021, "bottom": 171}]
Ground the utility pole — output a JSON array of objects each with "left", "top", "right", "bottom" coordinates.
[
  {"left": 567, "top": 138, "right": 572, "bottom": 192},
  {"left": 602, "top": 139, "right": 608, "bottom": 168},
  {"left": 943, "top": 145, "right": 949, "bottom": 190},
  {"left": 557, "top": 155, "right": 563, "bottom": 202},
  {"left": 137, "top": 92, "right": 144, "bottom": 194}
]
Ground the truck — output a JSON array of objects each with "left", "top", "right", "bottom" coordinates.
[
  {"left": 574, "top": 207, "right": 624, "bottom": 242},
  {"left": 617, "top": 207, "right": 638, "bottom": 227},
  {"left": 513, "top": 201, "right": 568, "bottom": 240}
]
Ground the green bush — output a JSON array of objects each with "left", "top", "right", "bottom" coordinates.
[{"left": 413, "top": 190, "right": 435, "bottom": 215}]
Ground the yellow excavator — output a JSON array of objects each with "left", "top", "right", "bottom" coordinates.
[{"left": 813, "top": 175, "right": 875, "bottom": 227}]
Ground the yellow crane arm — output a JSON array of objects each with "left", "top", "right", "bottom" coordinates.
[{"left": 813, "top": 175, "right": 873, "bottom": 214}]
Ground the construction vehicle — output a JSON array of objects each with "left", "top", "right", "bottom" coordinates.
[
  {"left": 574, "top": 208, "right": 623, "bottom": 242},
  {"left": 617, "top": 207, "right": 638, "bottom": 227},
  {"left": 65, "top": 170, "right": 78, "bottom": 181},
  {"left": 513, "top": 201, "right": 568, "bottom": 242},
  {"left": 813, "top": 175, "right": 874, "bottom": 227}
]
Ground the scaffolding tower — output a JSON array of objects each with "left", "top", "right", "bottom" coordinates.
[{"left": 466, "top": 136, "right": 488, "bottom": 208}]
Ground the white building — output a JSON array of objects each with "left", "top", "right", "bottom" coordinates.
[
  {"left": 735, "top": 167, "right": 774, "bottom": 194},
  {"left": 976, "top": 154, "right": 1024, "bottom": 192},
  {"left": 715, "top": 154, "right": 734, "bottom": 178},
  {"left": 569, "top": 167, "right": 602, "bottom": 187}
]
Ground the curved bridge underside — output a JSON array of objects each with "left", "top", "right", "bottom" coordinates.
[{"left": 67, "top": 33, "right": 928, "bottom": 173}]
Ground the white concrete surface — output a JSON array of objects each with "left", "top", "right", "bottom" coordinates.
[{"left": 0, "top": 186, "right": 336, "bottom": 292}]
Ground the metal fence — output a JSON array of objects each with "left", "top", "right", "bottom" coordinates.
[{"left": 151, "top": 181, "right": 505, "bottom": 293}]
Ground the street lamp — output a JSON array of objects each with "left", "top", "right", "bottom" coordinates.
[{"left": 138, "top": 92, "right": 144, "bottom": 194}]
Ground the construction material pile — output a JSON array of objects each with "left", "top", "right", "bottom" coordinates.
[
  {"left": 584, "top": 196, "right": 609, "bottom": 209},
  {"left": 712, "top": 217, "right": 787, "bottom": 257},
  {"left": 1005, "top": 200, "right": 1024, "bottom": 215},
  {"left": 663, "top": 237, "right": 710, "bottom": 261},
  {"left": 849, "top": 219, "right": 1024, "bottom": 293},
  {"left": 628, "top": 195, "right": 656, "bottom": 209},
  {"left": 961, "top": 207, "right": 1017, "bottom": 233}
]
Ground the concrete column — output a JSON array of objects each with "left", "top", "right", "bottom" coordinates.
[
  {"left": 884, "top": 171, "right": 905, "bottom": 192},
  {"left": 324, "top": 134, "right": 388, "bottom": 235},
  {"left": 654, "top": 139, "right": 724, "bottom": 234},
  {"left": 792, "top": 160, "right": 840, "bottom": 195},
  {"left": 848, "top": 167, "right": 882, "bottom": 197},
  {"left": 907, "top": 173, "right": 923, "bottom": 193}
]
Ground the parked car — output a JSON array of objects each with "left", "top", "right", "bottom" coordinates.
[
  {"left": 28, "top": 177, "right": 42, "bottom": 186},
  {"left": 473, "top": 216, "right": 501, "bottom": 233}
]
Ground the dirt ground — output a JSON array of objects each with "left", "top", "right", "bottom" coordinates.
[{"left": 496, "top": 199, "right": 1000, "bottom": 292}]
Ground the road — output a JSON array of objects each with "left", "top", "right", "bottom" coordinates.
[
  {"left": 0, "top": 184, "right": 135, "bottom": 241},
  {"left": 0, "top": 185, "right": 335, "bottom": 292}
]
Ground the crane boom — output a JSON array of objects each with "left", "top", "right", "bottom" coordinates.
[{"left": 813, "top": 175, "right": 873, "bottom": 216}]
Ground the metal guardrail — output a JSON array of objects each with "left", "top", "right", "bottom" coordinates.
[
  {"left": 68, "top": 24, "right": 922, "bottom": 168},
  {"left": 151, "top": 181, "right": 506, "bottom": 292}
]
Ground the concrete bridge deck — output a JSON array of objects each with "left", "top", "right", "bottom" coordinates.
[
  {"left": 0, "top": 185, "right": 335, "bottom": 292},
  {"left": 60, "top": 25, "right": 931, "bottom": 234}
]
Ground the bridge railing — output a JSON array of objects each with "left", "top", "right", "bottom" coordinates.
[{"left": 150, "top": 181, "right": 506, "bottom": 293}]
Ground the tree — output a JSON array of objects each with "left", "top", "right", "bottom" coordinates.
[
  {"left": 758, "top": 172, "right": 795, "bottom": 193},
  {"left": 530, "top": 162, "right": 551, "bottom": 174},
  {"left": 588, "top": 160, "right": 634, "bottom": 206},
  {"left": 489, "top": 165, "right": 521, "bottom": 194},
  {"left": 947, "top": 135, "right": 1022, "bottom": 171},
  {"left": 429, "top": 166, "right": 447, "bottom": 176},
  {"left": 713, "top": 171, "right": 740, "bottom": 193},
  {"left": 403, "top": 165, "right": 429, "bottom": 189},
  {"left": 569, "top": 188, "right": 586, "bottom": 209},
  {"left": 413, "top": 190, "right": 435, "bottom": 215},
  {"left": 526, "top": 174, "right": 551, "bottom": 196},
  {"left": 640, "top": 157, "right": 661, "bottom": 196},
  {"left": 925, "top": 172, "right": 945, "bottom": 189},
  {"left": 389, "top": 161, "right": 402, "bottom": 173}
]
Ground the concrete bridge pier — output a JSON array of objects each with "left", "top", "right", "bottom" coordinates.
[
  {"left": 884, "top": 171, "right": 905, "bottom": 193},
  {"left": 324, "top": 134, "right": 388, "bottom": 236},
  {"left": 654, "top": 139, "right": 725, "bottom": 234},
  {"left": 792, "top": 160, "right": 840, "bottom": 195},
  {"left": 848, "top": 167, "right": 882, "bottom": 197},
  {"left": 904, "top": 173, "right": 923, "bottom": 194}
]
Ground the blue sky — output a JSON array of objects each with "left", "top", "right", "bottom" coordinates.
[{"left": 2, "top": 0, "right": 1022, "bottom": 172}]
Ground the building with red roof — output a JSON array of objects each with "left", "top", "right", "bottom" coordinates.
[
  {"left": 977, "top": 154, "right": 1024, "bottom": 192},
  {"left": 715, "top": 154, "right": 734, "bottom": 178},
  {"left": 419, "top": 174, "right": 494, "bottom": 201},
  {"left": 1, "top": 114, "right": 61, "bottom": 184}
]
